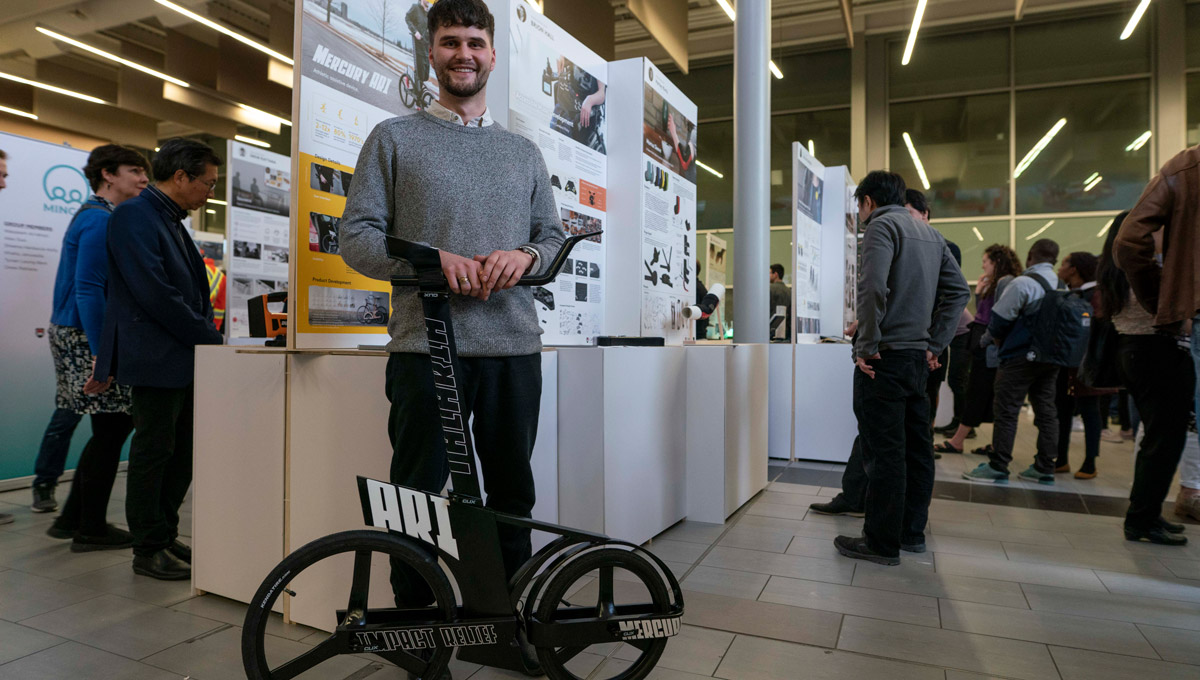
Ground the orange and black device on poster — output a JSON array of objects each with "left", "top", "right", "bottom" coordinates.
[{"left": 248, "top": 291, "right": 288, "bottom": 346}]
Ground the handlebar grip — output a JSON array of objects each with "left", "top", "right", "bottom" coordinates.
[{"left": 388, "top": 230, "right": 601, "bottom": 288}]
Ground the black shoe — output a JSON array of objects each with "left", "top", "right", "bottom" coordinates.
[
  {"left": 169, "top": 539, "right": 192, "bottom": 564},
  {"left": 31, "top": 484, "right": 57, "bottom": 513},
  {"left": 46, "top": 521, "right": 75, "bottom": 539},
  {"left": 1124, "top": 526, "right": 1189, "bottom": 546},
  {"left": 834, "top": 535, "right": 900, "bottom": 566},
  {"left": 0, "top": 513, "right": 12, "bottom": 526},
  {"left": 132, "top": 548, "right": 191, "bottom": 581},
  {"left": 71, "top": 525, "right": 133, "bottom": 552},
  {"left": 901, "top": 541, "right": 927, "bottom": 553},
  {"left": 809, "top": 496, "right": 865, "bottom": 518},
  {"left": 1157, "top": 517, "right": 1186, "bottom": 534}
]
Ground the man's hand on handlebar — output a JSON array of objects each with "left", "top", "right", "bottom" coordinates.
[
  {"left": 474, "top": 249, "right": 534, "bottom": 300},
  {"left": 439, "top": 250, "right": 485, "bottom": 298}
]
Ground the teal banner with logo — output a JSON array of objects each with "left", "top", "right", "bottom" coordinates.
[{"left": 0, "top": 132, "right": 95, "bottom": 483}]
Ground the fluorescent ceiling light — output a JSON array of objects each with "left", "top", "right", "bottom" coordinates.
[
  {"left": 715, "top": 0, "right": 736, "bottom": 22},
  {"left": 238, "top": 102, "right": 291, "bottom": 127},
  {"left": 696, "top": 160, "right": 724, "bottom": 178},
  {"left": 0, "top": 71, "right": 106, "bottom": 104},
  {"left": 901, "top": 0, "right": 929, "bottom": 66},
  {"left": 235, "top": 134, "right": 271, "bottom": 148},
  {"left": 1013, "top": 118, "right": 1067, "bottom": 178},
  {"left": 1120, "top": 0, "right": 1152, "bottom": 40},
  {"left": 207, "top": 198, "right": 227, "bottom": 206},
  {"left": 528, "top": 0, "right": 543, "bottom": 14},
  {"left": 1025, "top": 219, "right": 1055, "bottom": 241},
  {"left": 1083, "top": 174, "right": 1103, "bottom": 192},
  {"left": 769, "top": 60, "right": 783, "bottom": 79},
  {"left": 206, "top": 209, "right": 216, "bottom": 215},
  {"left": 154, "top": 0, "right": 293, "bottom": 66},
  {"left": 1125, "top": 130, "right": 1152, "bottom": 151},
  {"left": 0, "top": 104, "right": 37, "bottom": 119},
  {"left": 901, "top": 132, "right": 931, "bottom": 190},
  {"left": 36, "top": 27, "right": 189, "bottom": 88},
  {"left": 1097, "top": 217, "right": 1116, "bottom": 238},
  {"left": 807, "top": 139, "right": 815, "bottom": 156},
  {"left": 972, "top": 227, "right": 984, "bottom": 242},
  {"left": 154, "top": 146, "right": 160, "bottom": 151}
]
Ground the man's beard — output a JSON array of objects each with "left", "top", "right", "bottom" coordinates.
[{"left": 435, "top": 60, "right": 490, "bottom": 98}]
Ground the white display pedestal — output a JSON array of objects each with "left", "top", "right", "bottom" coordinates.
[
  {"left": 768, "top": 344, "right": 794, "bottom": 460},
  {"left": 792, "top": 343, "right": 856, "bottom": 463},
  {"left": 685, "top": 344, "right": 769, "bottom": 523},
  {"left": 556, "top": 346, "right": 688, "bottom": 546}
]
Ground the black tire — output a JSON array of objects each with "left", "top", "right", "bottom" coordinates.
[
  {"left": 242, "top": 529, "right": 456, "bottom": 680},
  {"left": 400, "top": 73, "right": 416, "bottom": 109},
  {"left": 534, "top": 548, "right": 671, "bottom": 680}
]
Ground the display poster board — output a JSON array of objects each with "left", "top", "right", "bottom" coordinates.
[
  {"left": 498, "top": 0, "right": 607, "bottom": 344},
  {"left": 792, "top": 143, "right": 824, "bottom": 340},
  {"left": 226, "top": 141, "right": 291, "bottom": 341},
  {"left": 0, "top": 132, "right": 92, "bottom": 480},
  {"left": 293, "top": 0, "right": 429, "bottom": 347},
  {"left": 703, "top": 232, "right": 726, "bottom": 339},
  {"left": 638, "top": 60, "right": 697, "bottom": 344},
  {"left": 843, "top": 181, "right": 858, "bottom": 337}
]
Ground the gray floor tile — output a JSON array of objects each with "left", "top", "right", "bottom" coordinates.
[
  {"left": 0, "top": 620, "right": 64, "bottom": 664},
  {"left": 719, "top": 525, "right": 795, "bottom": 553},
  {"left": 469, "top": 652, "right": 603, "bottom": 680},
  {"left": 0, "top": 569, "right": 102, "bottom": 622},
  {"left": 851, "top": 562, "right": 1030, "bottom": 608},
  {"left": 837, "top": 615, "right": 1061, "bottom": 680},
  {"left": 930, "top": 521, "right": 1073, "bottom": 547},
  {"left": 0, "top": 535, "right": 131, "bottom": 580},
  {"left": 759, "top": 575, "right": 940, "bottom": 627},
  {"left": 934, "top": 553, "right": 1107, "bottom": 591},
  {"left": 613, "top": 624, "right": 734, "bottom": 675},
  {"left": 680, "top": 590, "right": 842, "bottom": 648},
  {"left": 1001, "top": 542, "right": 1174, "bottom": 577},
  {"left": 1093, "top": 570, "right": 1200, "bottom": 604},
  {"left": 0, "top": 640, "right": 180, "bottom": 679},
  {"left": 144, "top": 625, "right": 369, "bottom": 679},
  {"left": 700, "top": 546, "right": 855, "bottom": 585},
  {"left": 735, "top": 514, "right": 845, "bottom": 540},
  {"left": 681, "top": 566, "right": 769, "bottom": 600},
  {"left": 938, "top": 599, "right": 1158, "bottom": 658},
  {"left": 645, "top": 539, "right": 709, "bottom": 565},
  {"left": 21, "top": 593, "right": 225, "bottom": 660},
  {"left": 714, "top": 633, "right": 943, "bottom": 680},
  {"left": 1162, "top": 557, "right": 1200, "bottom": 581},
  {"left": 657, "top": 520, "right": 727, "bottom": 546},
  {"left": 920, "top": 535, "right": 1009, "bottom": 560},
  {"left": 62, "top": 561, "right": 196, "bottom": 608},
  {"left": 170, "top": 593, "right": 320, "bottom": 641},
  {"left": 756, "top": 491, "right": 823, "bottom": 507},
  {"left": 595, "top": 656, "right": 716, "bottom": 680},
  {"left": 1063, "top": 531, "right": 1200, "bottom": 559},
  {"left": 1050, "top": 645, "right": 1200, "bottom": 680},
  {"left": 766, "top": 482, "right": 824, "bottom": 496},
  {"left": 1138, "top": 624, "right": 1200, "bottom": 665},
  {"left": 792, "top": 512, "right": 866, "bottom": 534},
  {"left": 1022, "top": 583, "right": 1200, "bottom": 630},
  {"left": 745, "top": 502, "right": 811, "bottom": 521},
  {"left": 944, "top": 673, "right": 1012, "bottom": 680}
]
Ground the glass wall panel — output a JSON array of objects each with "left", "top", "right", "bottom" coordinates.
[
  {"left": 771, "top": 49, "right": 852, "bottom": 110},
  {"left": 770, "top": 109, "right": 852, "bottom": 226},
  {"left": 1014, "top": 80, "right": 1151, "bottom": 214},
  {"left": 1188, "top": 3, "right": 1200, "bottom": 69},
  {"left": 888, "top": 29, "right": 1009, "bottom": 100},
  {"left": 889, "top": 94, "right": 1010, "bottom": 218},
  {"left": 1015, "top": 214, "right": 1118, "bottom": 265},
  {"left": 696, "top": 119, "right": 733, "bottom": 230},
  {"left": 1189, "top": 73, "right": 1200, "bottom": 147},
  {"left": 930, "top": 220, "right": 1010, "bottom": 283},
  {"left": 665, "top": 62, "right": 734, "bottom": 120},
  {"left": 1015, "top": 12, "right": 1150, "bottom": 85}
]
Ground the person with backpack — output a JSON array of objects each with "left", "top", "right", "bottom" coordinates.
[{"left": 964, "top": 238, "right": 1087, "bottom": 485}]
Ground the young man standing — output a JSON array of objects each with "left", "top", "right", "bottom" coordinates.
[
  {"left": 768, "top": 263, "right": 790, "bottom": 339},
  {"left": 834, "top": 171, "right": 969, "bottom": 566},
  {"left": 339, "top": 0, "right": 564, "bottom": 661}
]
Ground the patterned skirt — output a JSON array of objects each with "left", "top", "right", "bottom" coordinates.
[{"left": 49, "top": 323, "right": 131, "bottom": 414}]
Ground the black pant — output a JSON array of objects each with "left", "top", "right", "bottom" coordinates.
[
  {"left": 925, "top": 348, "right": 949, "bottom": 425},
  {"left": 854, "top": 350, "right": 934, "bottom": 558},
  {"left": 57, "top": 412, "right": 133, "bottom": 537},
  {"left": 385, "top": 352, "right": 541, "bottom": 606},
  {"left": 989, "top": 357, "right": 1059, "bottom": 474},
  {"left": 960, "top": 351, "right": 996, "bottom": 428},
  {"left": 946, "top": 333, "right": 971, "bottom": 424},
  {"left": 1118, "top": 335, "right": 1195, "bottom": 530},
  {"left": 836, "top": 436, "right": 867, "bottom": 511},
  {"left": 34, "top": 407, "right": 83, "bottom": 487},
  {"left": 1053, "top": 371, "right": 1102, "bottom": 470},
  {"left": 126, "top": 385, "right": 194, "bottom": 557}
]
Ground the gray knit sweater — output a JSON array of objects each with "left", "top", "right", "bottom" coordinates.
[{"left": 340, "top": 112, "right": 564, "bottom": 356}]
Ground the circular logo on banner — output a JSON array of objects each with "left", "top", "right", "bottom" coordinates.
[
  {"left": 516, "top": 5, "right": 526, "bottom": 22},
  {"left": 42, "top": 164, "right": 88, "bottom": 205}
]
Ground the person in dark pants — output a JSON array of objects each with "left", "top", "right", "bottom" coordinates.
[
  {"left": 94, "top": 139, "right": 225, "bottom": 580},
  {"left": 339, "top": 4, "right": 564, "bottom": 670},
  {"left": 833, "top": 171, "right": 969, "bottom": 566},
  {"left": 30, "top": 408, "right": 82, "bottom": 512},
  {"left": 963, "top": 239, "right": 1063, "bottom": 485}
]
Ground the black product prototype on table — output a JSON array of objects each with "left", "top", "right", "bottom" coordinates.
[{"left": 242, "top": 230, "right": 684, "bottom": 680}]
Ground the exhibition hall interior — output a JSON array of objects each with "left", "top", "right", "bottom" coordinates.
[{"left": 3, "top": 0, "right": 1200, "bottom": 679}]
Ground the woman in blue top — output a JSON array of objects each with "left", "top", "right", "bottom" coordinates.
[{"left": 44, "top": 144, "right": 150, "bottom": 551}]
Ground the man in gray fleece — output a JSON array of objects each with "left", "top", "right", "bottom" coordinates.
[
  {"left": 834, "top": 171, "right": 969, "bottom": 566},
  {"left": 338, "top": 0, "right": 564, "bottom": 620}
]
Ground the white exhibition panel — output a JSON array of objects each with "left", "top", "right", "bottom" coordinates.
[
  {"left": 767, "top": 344, "right": 794, "bottom": 460},
  {"left": 793, "top": 344, "right": 856, "bottom": 463},
  {"left": 192, "top": 347, "right": 286, "bottom": 608}
]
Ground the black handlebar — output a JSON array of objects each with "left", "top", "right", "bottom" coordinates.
[{"left": 387, "top": 231, "right": 602, "bottom": 288}]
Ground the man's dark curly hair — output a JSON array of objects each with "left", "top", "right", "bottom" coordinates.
[{"left": 427, "top": 0, "right": 495, "bottom": 43}]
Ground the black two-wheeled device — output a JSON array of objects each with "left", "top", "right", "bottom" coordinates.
[{"left": 242, "top": 231, "right": 683, "bottom": 680}]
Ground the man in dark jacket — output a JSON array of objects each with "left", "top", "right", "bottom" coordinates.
[
  {"left": 95, "top": 138, "right": 224, "bottom": 580},
  {"left": 834, "top": 171, "right": 969, "bottom": 566}
]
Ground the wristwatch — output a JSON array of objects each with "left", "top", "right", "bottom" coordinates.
[{"left": 518, "top": 246, "right": 540, "bottom": 273}]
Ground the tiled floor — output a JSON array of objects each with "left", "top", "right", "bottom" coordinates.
[{"left": 1, "top": 440, "right": 1198, "bottom": 679}]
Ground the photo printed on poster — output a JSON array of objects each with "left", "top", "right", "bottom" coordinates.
[
  {"left": 507, "top": 0, "right": 606, "bottom": 345},
  {"left": 793, "top": 143, "right": 824, "bottom": 338},
  {"left": 226, "top": 141, "right": 291, "bottom": 340}
]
